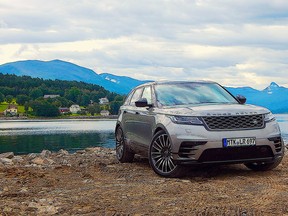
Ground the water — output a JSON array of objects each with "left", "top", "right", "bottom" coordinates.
[
  {"left": 0, "top": 115, "right": 287, "bottom": 154},
  {"left": 0, "top": 119, "right": 116, "bottom": 154}
]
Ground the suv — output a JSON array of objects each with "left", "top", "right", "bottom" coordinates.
[{"left": 115, "top": 81, "right": 284, "bottom": 177}]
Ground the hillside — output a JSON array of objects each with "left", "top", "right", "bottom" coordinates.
[{"left": 0, "top": 60, "right": 138, "bottom": 94}]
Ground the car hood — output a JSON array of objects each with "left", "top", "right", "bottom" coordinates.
[{"left": 158, "top": 104, "right": 270, "bottom": 117}]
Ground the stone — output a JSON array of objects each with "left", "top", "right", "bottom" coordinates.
[
  {"left": 28, "top": 153, "right": 38, "bottom": 159},
  {"left": 31, "top": 157, "right": 45, "bottom": 165},
  {"left": 0, "top": 152, "right": 14, "bottom": 159},
  {"left": 40, "top": 150, "right": 52, "bottom": 158},
  {"left": 31, "top": 157, "right": 55, "bottom": 165},
  {"left": 12, "top": 156, "right": 24, "bottom": 163},
  {"left": 58, "top": 149, "right": 69, "bottom": 155},
  {"left": 0, "top": 158, "right": 14, "bottom": 166}
]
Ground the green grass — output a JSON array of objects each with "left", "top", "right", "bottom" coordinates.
[{"left": 0, "top": 104, "right": 8, "bottom": 112}]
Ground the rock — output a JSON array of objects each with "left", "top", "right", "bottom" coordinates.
[
  {"left": 58, "top": 149, "right": 69, "bottom": 155},
  {"left": 40, "top": 150, "right": 52, "bottom": 158},
  {"left": 76, "top": 150, "right": 86, "bottom": 154},
  {"left": 28, "top": 153, "right": 38, "bottom": 159},
  {"left": 12, "top": 156, "right": 24, "bottom": 163},
  {"left": 31, "top": 157, "right": 55, "bottom": 166},
  {"left": 0, "top": 152, "right": 14, "bottom": 159},
  {"left": 0, "top": 158, "right": 14, "bottom": 166}
]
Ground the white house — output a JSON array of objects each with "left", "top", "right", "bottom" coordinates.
[
  {"left": 99, "top": 97, "right": 109, "bottom": 104},
  {"left": 4, "top": 105, "right": 18, "bottom": 116},
  {"left": 69, "top": 104, "right": 81, "bottom": 114},
  {"left": 43, "top": 94, "right": 60, "bottom": 99},
  {"left": 100, "top": 110, "right": 110, "bottom": 116}
]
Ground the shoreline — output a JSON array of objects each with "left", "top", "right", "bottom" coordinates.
[
  {"left": 0, "top": 115, "right": 118, "bottom": 121},
  {"left": 0, "top": 148, "right": 287, "bottom": 215}
]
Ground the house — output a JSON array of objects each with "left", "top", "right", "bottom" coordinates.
[
  {"left": 69, "top": 104, "right": 81, "bottom": 114},
  {"left": 4, "top": 105, "right": 18, "bottom": 116},
  {"left": 43, "top": 94, "right": 60, "bottom": 99},
  {"left": 59, "top": 107, "right": 70, "bottom": 114},
  {"left": 99, "top": 97, "right": 109, "bottom": 105},
  {"left": 100, "top": 110, "right": 110, "bottom": 116}
]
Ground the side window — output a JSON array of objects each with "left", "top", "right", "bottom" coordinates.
[
  {"left": 123, "top": 91, "right": 133, "bottom": 105},
  {"left": 129, "top": 88, "right": 143, "bottom": 106},
  {"left": 142, "top": 86, "right": 152, "bottom": 104}
]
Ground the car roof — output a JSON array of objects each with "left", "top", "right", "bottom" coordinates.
[{"left": 136, "top": 80, "right": 218, "bottom": 88}]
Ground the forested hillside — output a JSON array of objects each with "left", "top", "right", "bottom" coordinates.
[{"left": 0, "top": 73, "right": 124, "bottom": 117}]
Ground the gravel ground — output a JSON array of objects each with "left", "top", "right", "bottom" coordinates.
[{"left": 0, "top": 148, "right": 287, "bottom": 216}]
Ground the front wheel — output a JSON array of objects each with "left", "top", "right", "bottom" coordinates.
[
  {"left": 115, "top": 126, "right": 134, "bottom": 163},
  {"left": 244, "top": 157, "right": 283, "bottom": 171},
  {"left": 149, "top": 130, "right": 184, "bottom": 178}
]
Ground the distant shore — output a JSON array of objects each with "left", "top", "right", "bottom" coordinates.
[{"left": 0, "top": 115, "right": 118, "bottom": 121}]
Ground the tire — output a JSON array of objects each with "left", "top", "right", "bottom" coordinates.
[
  {"left": 149, "top": 130, "right": 185, "bottom": 178},
  {"left": 115, "top": 126, "right": 134, "bottom": 163},
  {"left": 244, "top": 156, "right": 283, "bottom": 171}
]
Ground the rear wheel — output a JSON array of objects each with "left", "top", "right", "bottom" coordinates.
[
  {"left": 244, "top": 157, "right": 283, "bottom": 171},
  {"left": 115, "top": 126, "right": 134, "bottom": 163},
  {"left": 149, "top": 130, "right": 184, "bottom": 178}
]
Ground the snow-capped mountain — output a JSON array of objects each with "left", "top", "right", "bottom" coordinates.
[{"left": 226, "top": 82, "right": 288, "bottom": 113}]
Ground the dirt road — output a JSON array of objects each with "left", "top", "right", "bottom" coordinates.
[{"left": 0, "top": 148, "right": 287, "bottom": 215}]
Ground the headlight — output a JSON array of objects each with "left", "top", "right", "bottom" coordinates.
[
  {"left": 264, "top": 112, "right": 275, "bottom": 123},
  {"left": 169, "top": 116, "right": 203, "bottom": 125}
]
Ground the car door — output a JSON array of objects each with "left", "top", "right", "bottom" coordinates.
[{"left": 122, "top": 87, "right": 143, "bottom": 146}]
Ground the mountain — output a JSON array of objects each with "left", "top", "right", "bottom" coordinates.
[
  {"left": 0, "top": 60, "right": 144, "bottom": 94},
  {"left": 226, "top": 82, "right": 288, "bottom": 113},
  {"left": 0, "top": 59, "right": 287, "bottom": 113},
  {"left": 99, "top": 73, "right": 150, "bottom": 94}
]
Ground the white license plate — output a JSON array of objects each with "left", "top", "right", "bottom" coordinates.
[{"left": 223, "top": 137, "right": 256, "bottom": 147}]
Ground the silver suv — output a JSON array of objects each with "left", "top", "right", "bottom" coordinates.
[{"left": 115, "top": 81, "right": 284, "bottom": 177}]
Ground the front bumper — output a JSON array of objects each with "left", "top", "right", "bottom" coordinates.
[{"left": 166, "top": 120, "right": 284, "bottom": 165}]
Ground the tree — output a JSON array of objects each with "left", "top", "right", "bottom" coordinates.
[
  {"left": 29, "top": 88, "right": 43, "bottom": 100},
  {"left": 30, "top": 100, "right": 60, "bottom": 117},
  {"left": 5, "top": 95, "right": 13, "bottom": 103},
  {"left": 0, "top": 92, "right": 4, "bottom": 103},
  {"left": 65, "top": 87, "right": 81, "bottom": 103},
  {"left": 87, "top": 104, "right": 101, "bottom": 116},
  {"left": 110, "top": 101, "right": 122, "bottom": 115},
  {"left": 16, "top": 94, "right": 31, "bottom": 105}
]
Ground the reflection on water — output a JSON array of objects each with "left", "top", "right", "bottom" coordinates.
[{"left": 0, "top": 119, "right": 116, "bottom": 154}]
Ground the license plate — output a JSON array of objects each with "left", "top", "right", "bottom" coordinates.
[{"left": 223, "top": 137, "right": 256, "bottom": 147}]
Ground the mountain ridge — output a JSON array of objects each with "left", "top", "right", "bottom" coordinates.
[{"left": 0, "top": 59, "right": 287, "bottom": 113}]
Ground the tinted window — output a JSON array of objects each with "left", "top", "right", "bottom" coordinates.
[
  {"left": 155, "top": 83, "right": 237, "bottom": 106},
  {"left": 130, "top": 88, "right": 143, "bottom": 106},
  {"left": 142, "top": 86, "right": 152, "bottom": 104}
]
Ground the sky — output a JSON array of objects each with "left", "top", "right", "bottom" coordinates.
[{"left": 0, "top": 0, "right": 288, "bottom": 89}]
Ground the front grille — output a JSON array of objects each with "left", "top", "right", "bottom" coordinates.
[
  {"left": 202, "top": 114, "right": 264, "bottom": 131},
  {"left": 198, "top": 146, "right": 273, "bottom": 162}
]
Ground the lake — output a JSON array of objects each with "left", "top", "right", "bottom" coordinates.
[
  {"left": 0, "top": 119, "right": 116, "bottom": 154},
  {"left": 0, "top": 115, "right": 287, "bottom": 154}
]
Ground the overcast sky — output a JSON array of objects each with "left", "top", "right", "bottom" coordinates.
[{"left": 1, "top": 0, "right": 288, "bottom": 89}]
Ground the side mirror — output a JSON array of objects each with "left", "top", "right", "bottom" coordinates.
[
  {"left": 135, "top": 98, "right": 151, "bottom": 107},
  {"left": 236, "top": 95, "right": 246, "bottom": 104}
]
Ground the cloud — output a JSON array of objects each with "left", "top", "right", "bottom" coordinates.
[{"left": 0, "top": 0, "right": 288, "bottom": 89}]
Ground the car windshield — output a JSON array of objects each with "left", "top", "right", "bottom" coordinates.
[{"left": 155, "top": 82, "right": 238, "bottom": 106}]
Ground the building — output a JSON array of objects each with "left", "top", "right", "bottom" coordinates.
[
  {"left": 59, "top": 107, "right": 70, "bottom": 114},
  {"left": 69, "top": 104, "right": 81, "bottom": 114},
  {"left": 43, "top": 95, "right": 60, "bottom": 99},
  {"left": 4, "top": 105, "right": 18, "bottom": 116},
  {"left": 99, "top": 97, "right": 109, "bottom": 105},
  {"left": 100, "top": 110, "right": 110, "bottom": 116}
]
